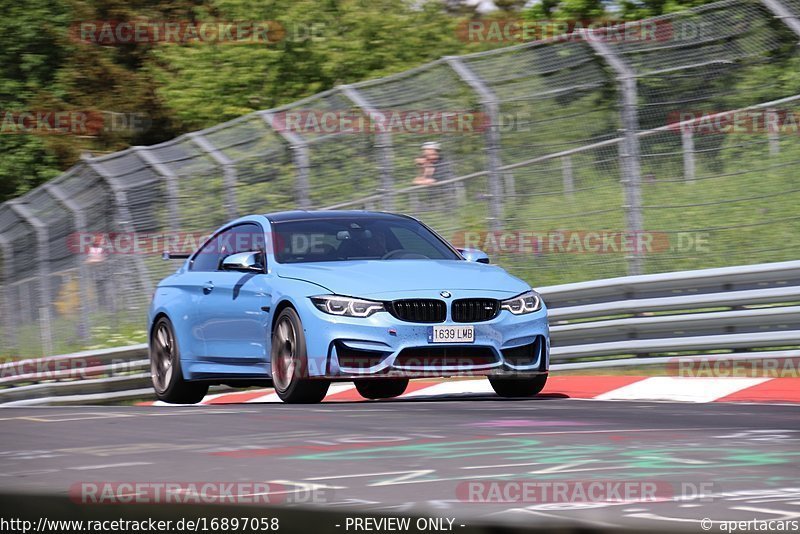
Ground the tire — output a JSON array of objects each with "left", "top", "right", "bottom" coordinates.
[
  {"left": 489, "top": 374, "right": 548, "bottom": 398},
  {"left": 355, "top": 378, "right": 409, "bottom": 400},
  {"left": 271, "top": 307, "right": 330, "bottom": 403},
  {"left": 150, "top": 316, "right": 209, "bottom": 404}
]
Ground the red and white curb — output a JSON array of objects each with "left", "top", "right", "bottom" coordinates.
[{"left": 139, "top": 376, "right": 800, "bottom": 406}]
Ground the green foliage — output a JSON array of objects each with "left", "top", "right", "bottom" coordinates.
[
  {"left": 147, "top": 0, "right": 476, "bottom": 129},
  {"left": 0, "top": 0, "right": 69, "bottom": 197},
  {"left": 0, "top": 136, "right": 61, "bottom": 199},
  {"left": 0, "top": 0, "right": 195, "bottom": 201}
]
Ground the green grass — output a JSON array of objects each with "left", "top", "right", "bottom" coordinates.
[
  {"left": 2, "top": 317, "right": 147, "bottom": 361},
  {"left": 486, "top": 135, "right": 800, "bottom": 286}
]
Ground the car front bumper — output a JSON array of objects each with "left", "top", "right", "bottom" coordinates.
[{"left": 298, "top": 293, "right": 550, "bottom": 379}]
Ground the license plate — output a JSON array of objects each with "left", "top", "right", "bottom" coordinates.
[{"left": 429, "top": 325, "right": 474, "bottom": 343}]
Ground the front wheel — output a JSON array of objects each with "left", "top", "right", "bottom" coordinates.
[
  {"left": 271, "top": 307, "right": 330, "bottom": 403},
  {"left": 489, "top": 374, "right": 548, "bottom": 398},
  {"left": 355, "top": 378, "right": 409, "bottom": 400},
  {"left": 150, "top": 316, "right": 209, "bottom": 404}
]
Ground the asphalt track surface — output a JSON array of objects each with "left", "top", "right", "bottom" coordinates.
[{"left": 1, "top": 393, "right": 799, "bottom": 531}]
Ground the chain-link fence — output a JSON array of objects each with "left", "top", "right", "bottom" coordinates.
[{"left": 3, "top": 0, "right": 800, "bottom": 357}]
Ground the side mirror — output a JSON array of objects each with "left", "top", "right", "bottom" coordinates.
[
  {"left": 458, "top": 248, "right": 490, "bottom": 264},
  {"left": 221, "top": 251, "right": 264, "bottom": 273}
]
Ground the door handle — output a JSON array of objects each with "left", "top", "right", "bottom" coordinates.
[{"left": 202, "top": 281, "right": 214, "bottom": 294}]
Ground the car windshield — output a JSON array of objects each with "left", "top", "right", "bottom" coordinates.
[{"left": 272, "top": 217, "right": 460, "bottom": 263}]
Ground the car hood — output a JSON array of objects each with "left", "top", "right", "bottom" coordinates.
[{"left": 275, "top": 259, "right": 529, "bottom": 298}]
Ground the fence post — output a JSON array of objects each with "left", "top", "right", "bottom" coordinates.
[
  {"left": 339, "top": 84, "right": 396, "bottom": 211},
  {"left": 445, "top": 56, "right": 506, "bottom": 232},
  {"left": 766, "top": 108, "right": 781, "bottom": 156},
  {"left": 133, "top": 147, "right": 181, "bottom": 231},
  {"left": 681, "top": 128, "right": 696, "bottom": 183},
  {"left": 8, "top": 201, "right": 54, "bottom": 355},
  {"left": 761, "top": 0, "right": 800, "bottom": 159},
  {"left": 761, "top": 0, "right": 800, "bottom": 37},
  {"left": 259, "top": 111, "right": 311, "bottom": 209},
  {"left": 43, "top": 182, "right": 91, "bottom": 341},
  {"left": 0, "top": 232, "right": 16, "bottom": 350},
  {"left": 187, "top": 133, "right": 239, "bottom": 220},
  {"left": 582, "top": 31, "right": 644, "bottom": 276},
  {"left": 82, "top": 155, "right": 154, "bottom": 298},
  {"left": 561, "top": 156, "right": 575, "bottom": 196}
]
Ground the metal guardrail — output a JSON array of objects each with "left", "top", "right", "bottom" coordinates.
[
  {"left": 551, "top": 306, "right": 800, "bottom": 344},
  {"left": 551, "top": 331, "right": 800, "bottom": 360},
  {"left": 0, "top": 344, "right": 148, "bottom": 377},
  {"left": 1, "top": 260, "right": 798, "bottom": 406},
  {"left": 0, "top": 373, "right": 150, "bottom": 404},
  {"left": 540, "top": 260, "right": 800, "bottom": 307},
  {"left": 547, "top": 286, "right": 800, "bottom": 322}
]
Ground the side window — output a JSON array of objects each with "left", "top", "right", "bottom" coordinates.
[
  {"left": 190, "top": 223, "right": 264, "bottom": 272},
  {"left": 190, "top": 227, "right": 237, "bottom": 272},
  {"left": 231, "top": 223, "right": 266, "bottom": 255}
]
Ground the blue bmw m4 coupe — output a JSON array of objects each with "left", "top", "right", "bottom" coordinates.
[{"left": 148, "top": 211, "right": 549, "bottom": 403}]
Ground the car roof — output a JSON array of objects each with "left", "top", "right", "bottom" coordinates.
[{"left": 264, "top": 210, "right": 414, "bottom": 223}]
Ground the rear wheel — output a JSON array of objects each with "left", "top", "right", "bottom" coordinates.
[
  {"left": 150, "top": 317, "right": 209, "bottom": 404},
  {"left": 489, "top": 374, "right": 548, "bottom": 398},
  {"left": 271, "top": 307, "right": 330, "bottom": 403},
  {"left": 355, "top": 378, "right": 409, "bottom": 400}
]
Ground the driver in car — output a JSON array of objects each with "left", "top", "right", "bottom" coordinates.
[{"left": 360, "top": 230, "right": 388, "bottom": 258}]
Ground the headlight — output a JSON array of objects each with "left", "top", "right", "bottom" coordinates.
[
  {"left": 310, "top": 295, "right": 385, "bottom": 318},
  {"left": 501, "top": 290, "right": 542, "bottom": 315}
]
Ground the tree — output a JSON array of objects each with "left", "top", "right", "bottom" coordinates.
[
  {"left": 0, "top": 0, "right": 185, "bottom": 201},
  {"left": 147, "top": 0, "right": 474, "bottom": 129}
]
